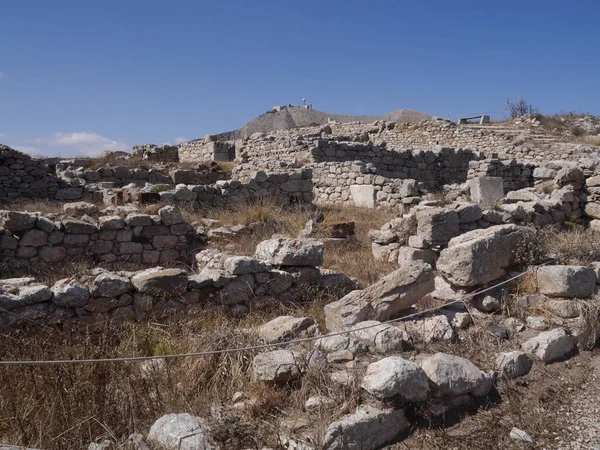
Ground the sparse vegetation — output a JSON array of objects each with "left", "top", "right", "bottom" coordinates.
[{"left": 506, "top": 96, "right": 538, "bottom": 118}]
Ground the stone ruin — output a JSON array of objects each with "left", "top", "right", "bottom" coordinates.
[{"left": 2, "top": 115, "right": 600, "bottom": 449}]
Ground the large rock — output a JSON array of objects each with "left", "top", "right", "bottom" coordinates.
[
  {"left": 131, "top": 268, "right": 188, "bottom": 297},
  {"left": 63, "top": 202, "right": 99, "bottom": 217},
  {"left": 349, "top": 185, "right": 376, "bottom": 208},
  {"left": 0, "top": 211, "right": 36, "bottom": 231},
  {"left": 52, "top": 278, "right": 90, "bottom": 307},
  {"left": 535, "top": 266, "right": 596, "bottom": 298},
  {"left": 158, "top": 206, "right": 184, "bottom": 226},
  {"left": 62, "top": 219, "right": 97, "bottom": 234},
  {"left": 362, "top": 356, "right": 430, "bottom": 401},
  {"left": 254, "top": 238, "right": 324, "bottom": 266},
  {"left": 350, "top": 321, "right": 410, "bottom": 353},
  {"left": 470, "top": 176, "right": 504, "bottom": 208},
  {"left": 322, "top": 405, "right": 408, "bottom": 450},
  {"left": 521, "top": 328, "right": 575, "bottom": 363},
  {"left": 421, "top": 353, "right": 489, "bottom": 397},
  {"left": 252, "top": 350, "right": 304, "bottom": 382},
  {"left": 147, "top": 413, "right": 217, "bottom": 450},
  {"left": 495, "top": 351, "right": 533, "bottom": 379},
  {"left": 223, "top": 256, "right": 270, "bottom": 275},
  {"left": 437, "top": 224, "right": 532, "bottom": 287},
  {"left": 402, "top": 315, "right": 455, "bottom": 343},
  {"left": 256, "top": 316, "right": 319, "bottom": 343},
  {"left": 90, "top": 273, "right": 133, "bottom": 297},
  {"left": 416, "top": 208, "right": 460, "bottom": 246},
  {"left": 324, "top": 262, "right": 434, "bottom": 331}
]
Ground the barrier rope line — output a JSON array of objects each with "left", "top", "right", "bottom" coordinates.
[{"left": 0, "top": 261, "right": 552, "bottom": 366}]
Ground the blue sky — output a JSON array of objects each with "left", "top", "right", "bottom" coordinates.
[{"left": 1, "top": 0, "right": 599, "bottom": 157}]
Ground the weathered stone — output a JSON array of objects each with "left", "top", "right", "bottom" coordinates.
[
  {"left": 521, "top": 328, "right": 575, "bottom": 363},
  {"left": 545, "top": 299, "right": 581, "bottom": 318},
  {"left": 495, "top": 351, "right": 532, "bottom": 379},
  {"left": 91, "top": 273, "right": 133, "bottom": 297},
  {"left": 255, "top": 238, "right": 324, "bottom": 266},
  {"left": 396, "top": 246, "right": 435, "bottom": 266},
  {"left": 124, "top": 213, "right": 153, "bottom": 227},
  {"left": 20, "top": 229, "right": 47, "bottom": 247},
  {"left": 62, "top": 202, "right": 99, "bottom": 217},
  {"left": 62, "top": 219, "right": 97, "bottom": 234},
  {"left": 402, "top": 315, "right": 455, "bottom": 343},
  {"left": 39, "top": 246, "right": 66, "bottom": 262},
  {"left": 349, "top": 185, "right": 376, "bottom": 208},
  {"left": 99, "top": 215, "right": 125, "bottom": 230},
  {"left": 535, "top": 266, "right": 596, "bottom": 298},
  {"left": 52, "top": 278, "right": 90, "bottom": 307},
  {"left": 223, "top": 256, "right": 270, "bottom": 275},
  {"left": 257, "top": 316, "right": 319, "bottom": 343},
  {"left": 322, "top": 405, "right": 408, "bottom": 450},
  {"left": 147, "top": 413, "right": 217, "bottom": 450},
  {"left": 362, "top": 356, "right": 430, "bottom": 401},
  {"left": 470, "top": 177, "right": 504, "bottom": 208},
  {"left": 266, "top": 269, "right": 294, "bottom": 294},
  {"left": 0, "top": 211, "right": 36, "bottom": 231},
  {"left": 252, "top": 350, "right": 304, "bottom": 382},
  {"left": 131, "top": 268, "right": 188, "bottom": 297},
  {"left": 17, "top": 285, "right": 52, "bottom": 305},
  {"left": 314, "top": 333, "right": 366, "bottom": 356},
  {"left": 437, "top": 225, "right": 532, "bottom": 287},
  {"left": 421, "top": 353, "right": 489, "bottom": 397},
  {"left": 350, "top": 321, "right": 410, "bottom": 353},
  {"left": 416, "top": 208, "right": 460, "bottom": 246},
  {"left": 218, "top": 274, "right": 254, "bottom": 305},
  {"left": 158, "top": 206, "right": 184, "bottom": 226},
  {"left": 324, "top": 262, "right": 434, "bottom": 331}
]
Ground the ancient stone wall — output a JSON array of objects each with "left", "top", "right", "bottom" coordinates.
[
  {"left": 309, "top": 141, "right": 483, "bottom": 207},
  {"left": 132, "top": 144, "right": 179, "bottom": 162},
  {"left": 0, "top": 206, "right": 203, "bottom": 277},
  {"left": 467, "top": 159, "right": 536, "bottom": 191},
  {"left": 0, "top": 145, "right": 62, "bottom": 200},
  {"left": 178, "top": 139, "right": 236, "bottom": 163},
  {"left": 0, "top": 239, "right": 352, "bottom": 330},
  {"left": 157, "top": 168, "right": 313, "bottom": 208}
]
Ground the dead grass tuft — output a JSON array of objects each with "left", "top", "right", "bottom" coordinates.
[{"left": 0, "top": 198, "right": 67, "bottom": 214}]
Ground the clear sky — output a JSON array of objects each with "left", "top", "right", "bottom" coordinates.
[{"left": 1, "top": 0, "right": 599, "bottom": 157}]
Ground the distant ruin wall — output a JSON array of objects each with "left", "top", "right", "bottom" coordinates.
[
  {"left": 309, "top": 142, "right": 483, "bottom": 206},
  {"left": 0, "top": 145, "right": 62, "bottom": 200},
  {"left": 178, "top": 140, "right": 236, "bottom": 163},
  {"left": 157, "top": 168, "right": 313, "bottom": 208}
]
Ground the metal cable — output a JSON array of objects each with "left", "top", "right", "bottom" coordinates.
[{"left": 0, "top": 261, "right": 550, "bottom": 366}]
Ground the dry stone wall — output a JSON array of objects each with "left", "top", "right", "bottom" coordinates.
[
  {"left": 309, "top": 141, "right": 483, "bottom": 207},
  {"left": 157, "top": 168, "right": 313, "bottom": 208},
  {"left": 178, "top": 138, "right": 236, "bottom": 163},
  {"left": 0, "top": 145, "right": 62, "bottom": 200},
  {"left": 0, "top": 238, "right": 353, "bottom": 330},
  {"left": 0, "top": 206, "right": 203, "bottom": 277}
]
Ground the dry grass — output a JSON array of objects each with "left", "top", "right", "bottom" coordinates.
[
  {"left": 540, "top": 228, "right": 600, "bottom": 266},
  {"left": 0, "top": 295, "right": 357, "bottom": 450},
  {"left": 580, "top": 135, "right": 600, "bottom": 147},
  {"left": 0, "top": 198, "right": 67, "bottom": 214},
  {"left": 185, "top": 200, "right": 397, "bottom": 286}
]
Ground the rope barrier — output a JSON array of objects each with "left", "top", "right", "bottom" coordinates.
[{"left": 0, "top": 261, "right": 551, "bottom": 366}]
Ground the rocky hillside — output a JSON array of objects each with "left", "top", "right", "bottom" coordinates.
[{"left": 216, "top": 106, "right": 432, "bottom": 139}]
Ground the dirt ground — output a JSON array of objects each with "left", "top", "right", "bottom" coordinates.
[{"left": 395, "top": 350, "right": 600, "bottom": 450}]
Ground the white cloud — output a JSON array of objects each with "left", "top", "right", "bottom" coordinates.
[
  {"left": 173, "top": 136, "right": 188, "bottom": 145},
  {"left": 28, "top": 131, "right": 129, "bottom": 157},
  {"left": 0, "top": 72, "right": 8, "bottom": 80},
  {"left": 14, "top": 146, "right": 43, "bottom": 157}
]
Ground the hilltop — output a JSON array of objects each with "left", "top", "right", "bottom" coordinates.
[{"left": 215, "top": 105, "right": 432, "bottom": 139}]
